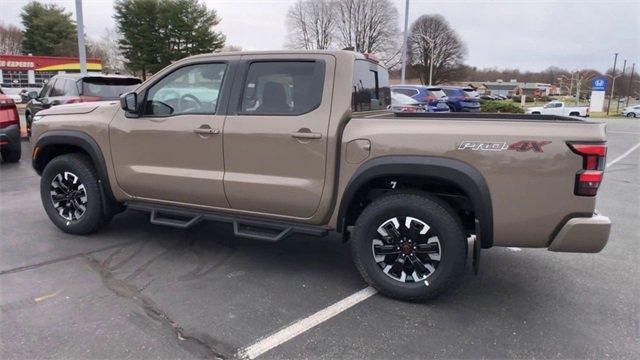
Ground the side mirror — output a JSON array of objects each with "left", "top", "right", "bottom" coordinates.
[
  {"left": 28, "top": 91, "right": 39, "bottom": 100},
  {"left": 120, "top": 92, "right": 138, "bottom": 115}
]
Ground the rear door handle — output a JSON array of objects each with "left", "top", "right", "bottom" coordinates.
[
  {"left": 291, "top": 131, "right": 322, "bottom": 140},
  {"left": 193, "top": 127, "right": 220, "bottom": 135}
]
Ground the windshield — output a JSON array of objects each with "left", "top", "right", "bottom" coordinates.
[
  {"left": 81, "top": 77, "right": 141, "bottom": 99},
  {"left": 391, "top": 92, "right": 419, "bottom": 105},
  {"left": 463, "top": 88, "right": 479, "bottom": 98}
]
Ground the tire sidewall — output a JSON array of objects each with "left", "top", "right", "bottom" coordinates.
[
  {"left": 40, "top": 155, "right": 103, "bottom": 234},
  {"left": 352, "top": 194, "right": 466, "bottom": 300}
]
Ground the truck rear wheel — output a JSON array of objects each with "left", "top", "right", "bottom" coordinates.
[
  {"left": 40, "top": 153, "right": 110, "bottom": 234},
  {"left": 351, "top": 192, "right": 467, "bottom": 301}
]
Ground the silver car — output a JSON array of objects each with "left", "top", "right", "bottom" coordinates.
[{"left": 621, "top": 105, "right": 640, "bottom": 117}]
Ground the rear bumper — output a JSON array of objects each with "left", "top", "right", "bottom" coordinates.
[
  {"left": 0, "top": 124, "right": 21, "bottom": 151},
  {"left": 548, "top": 213, "right": 611, "bottom": 253}
]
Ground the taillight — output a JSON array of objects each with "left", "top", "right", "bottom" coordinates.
[
  {"left": 0, "top": 97, "right": 15, "bottom": 109},
  {"left": 80, "top": 95, "right": 101, "bottom": 102},
  {"left": 568, "top": 142, "right": 607, "bottom": 196},
  {"left": 0, "top": 98, "right": 19, "bottom": 129},
  {"left": 65, "top": 97, "right": 83, "bottom": 104}
]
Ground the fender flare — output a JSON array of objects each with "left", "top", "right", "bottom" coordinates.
[
  {"left": 32, "top": 130, "right": 118, "bottom": 205},
  {"left": 336, "top": 155, "right": 494, "bottom": 248}
]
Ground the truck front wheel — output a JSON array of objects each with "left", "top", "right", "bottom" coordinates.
[
  {"left": 40, "top": 153, "right": 110, "bottom": 234},
  {"left": 351, "top": 193, "right": 467, "bottom": 301}
]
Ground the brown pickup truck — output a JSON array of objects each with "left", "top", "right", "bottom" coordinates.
[{"left": 31, "top": 50, "right": 611, "bottom": 300}]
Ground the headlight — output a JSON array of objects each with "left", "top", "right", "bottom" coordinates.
[{"left": 33, "top": 115, "right": 44, "bottom": 122}]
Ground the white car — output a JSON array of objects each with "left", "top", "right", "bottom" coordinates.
[
  {"left": 526, "top": 101, "right": 589, "bottom": 117},
  {"left": 621, "top": 105, "right": 640, "bottom": 118},
  {"left": 0, "top": 88, "right": 23, "bottom": 104}
]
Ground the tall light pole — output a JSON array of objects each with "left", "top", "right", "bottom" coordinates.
[
  {"left": 75, "top": 0, "right": 87, "bottom": 74},
  {"left": 427, "top": 36, "right": 434, "bottom": 86},
  {"left": 400, "top": 0, "right": 410, "bottom": 85},
  {"left": 616, "top": 59, "right": 626, "bottom": 114},
  {"left": 606, "top": 53, "right": 618, "bottom": 115},
  {"left": 626, "top": 63, "right": 635, "bottom": 108}
]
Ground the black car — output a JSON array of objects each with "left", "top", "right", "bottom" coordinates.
[{"left": 25, "top": 74, "right": 141, "bottom": 135}]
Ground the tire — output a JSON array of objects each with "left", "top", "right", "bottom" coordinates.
[
  {"left": 40, "top": 153, "right": 109, "bottom": 234},
  {"left": 531, "top": 112, "right": 540, "bottom": 115},
  {"left": 569, "top": 112, "right": 579, "bottom": 117},
  {"left": 1, "top": 144, "right": 21, "bottom": 163},
  {"left": 351, "top": 192, "right": 467, "bottom": 301},
  {"left": 627, "top": 113, "right": 636, "bottom": 118},
  {"left": 25, "top": 112, "right": 32, "bottom": 137}
]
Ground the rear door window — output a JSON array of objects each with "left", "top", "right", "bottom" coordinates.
[{"left": 240, "top": 61, "right": 325, "bottom": 115}]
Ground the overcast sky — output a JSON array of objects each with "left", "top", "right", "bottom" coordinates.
[{"left": 1, "top": 0, "right": 639, "bottom": 72}]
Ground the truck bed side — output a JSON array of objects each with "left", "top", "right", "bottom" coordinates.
[{"left": 333, "top": 116, "right": 606, "bottom": 248}]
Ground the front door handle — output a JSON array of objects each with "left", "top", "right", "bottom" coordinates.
[
  {"left": 194, "top": 127, "right": 220, "bottom": 135},
  {"left": 291, "top": 130, "right": 322, "bottom": 140}
]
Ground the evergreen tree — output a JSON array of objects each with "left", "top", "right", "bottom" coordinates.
[
  {"left": 21, "top": 1, "right": 77, "bottom": 56},
  {"left": 114, "top": 0, "right": 225, "bottom": 79}
]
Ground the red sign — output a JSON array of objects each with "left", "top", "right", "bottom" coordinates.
[{"left": 0, "top": 54, "right": 101, "bottom": 71}]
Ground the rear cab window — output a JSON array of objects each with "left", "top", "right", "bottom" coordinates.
[
  {"left": 240, "top": 61, "right": 325, "bottom": 115},
  {"left": 352, "top": 59, "right": 390, "bottom": 112},
  {"left": 81, "top": 77, "right": 141, "bottom": 100}
]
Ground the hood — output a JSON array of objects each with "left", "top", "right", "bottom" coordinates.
[
  {"left": 37, "top": 100, "right": 118, "bottom": 116},
  {"left": 527, "top": 106, "right": 543, "bottom": 113}
]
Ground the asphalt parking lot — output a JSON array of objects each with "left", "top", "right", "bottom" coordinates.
[{"left": 1, "top": 117, "right": 638, "bottom": 360}]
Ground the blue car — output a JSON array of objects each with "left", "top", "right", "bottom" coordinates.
[
  {"left": 391, "top": 85, "right": 450, "bottom": 112},
  {"left": 439, "top": 86, "right": 480, "bottom": 112}
]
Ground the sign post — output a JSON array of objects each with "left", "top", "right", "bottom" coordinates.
[{"left": 589, "top": 77, "right": 608, "bottom": 113}]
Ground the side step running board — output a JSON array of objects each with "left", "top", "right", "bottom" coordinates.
[{"left": 128, "top": 202, "right": 328, "bottom": 242}]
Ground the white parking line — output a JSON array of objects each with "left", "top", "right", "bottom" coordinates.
[
  {"left": 238, "top": 286, "right": 377, "bottom": 359},
  {"left": 607, "top": 142, "right": 640, "bottom": 168}
]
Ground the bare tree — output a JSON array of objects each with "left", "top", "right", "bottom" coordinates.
[
  {"left": 335, "top": 0, "right": 399, "bottom": 54},
  {"left": 408, "top": 14, "right": 466, "bottom": 85},
  {"left": 221, "top": 44, "right": 243, "bottom": 52},
  {"left": 0, "top": 23, "right": 23, "bottom": 55},
  {"left": 87, "top": 28, "right": 127, "bottom": 74},
  {"left": 286, "top": 0, "right": 336, "bottom": 50}
]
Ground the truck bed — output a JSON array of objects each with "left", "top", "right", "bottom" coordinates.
[{"left": 352, "top": 110, "right": 590, "bottom": 123}]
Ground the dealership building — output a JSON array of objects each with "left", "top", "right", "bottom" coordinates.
[{"left": 0, "top": 54, "right": 102, "bottom": 92}]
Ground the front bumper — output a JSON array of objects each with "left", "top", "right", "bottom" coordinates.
[
  {"left": 548, "top": 213, "right": 611, "bottom": 253},
  {"left": 0, "top": 124, "right": 21, "bottom": 151}
]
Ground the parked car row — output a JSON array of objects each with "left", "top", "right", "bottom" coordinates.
[
  {"left": 24, "top": 74, "right": 141, "bottom": 136},
  {"left": 480, "top": 94, "right": 509, "bottom": 100},
  {"left": 621, "top": 105, "right": 640, "bottom": 117},
  {"left": 390, "top": 85, "right": 480, "bottom": 115}
]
